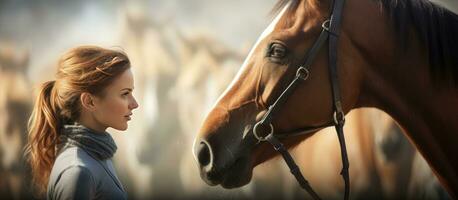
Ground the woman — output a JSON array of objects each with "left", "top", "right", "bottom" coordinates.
[{"left": 25, "top": 46, "right": 138, "bottom": 199}]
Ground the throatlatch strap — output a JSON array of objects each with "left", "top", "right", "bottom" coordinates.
[
  {"left": 335, "top": 124, "right": 350, "bottom": 200},
  {"left": 328, "top": 0, "right": 350, "bottom": 199},
  {"left": 265, "top": 134, "right": 321, "bottom": 200}
]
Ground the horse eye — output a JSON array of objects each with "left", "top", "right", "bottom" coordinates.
[{"left": 268, "top": 43, "right": 287, "bottom": 60}]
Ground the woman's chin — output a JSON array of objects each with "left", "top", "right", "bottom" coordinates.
[{"left": 111, "top": 124, "right": 128, "bottom": 131}]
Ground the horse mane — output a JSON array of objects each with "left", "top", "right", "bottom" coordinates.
[
  {"left": 380, "top": 0, "right": 458, "bottom": 87},
  {"left": 272, "top": 0, "right": 458, "bottom": 87}
]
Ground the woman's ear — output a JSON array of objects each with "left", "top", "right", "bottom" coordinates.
[{"left": 80, "top": 92, "right": 96, "bottom": 111}]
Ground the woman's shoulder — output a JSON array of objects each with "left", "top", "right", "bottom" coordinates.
[
  {"left": 48, "top": 147, "right": 104, "bottom": 199},
  {"left": 47, "top": 165, "right": 97, "bottom": 200},
  {"left": 54, "top": 165, "right": 95, "bottom": 187},
  {"left": 50, "top": 147, "right": 106, "bottom": 183},
  {"left": 54, "top": 147, "right": 98, "bottom": 169}
]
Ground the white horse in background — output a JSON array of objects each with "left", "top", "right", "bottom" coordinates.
[{"left": 112, "top": 6, "right": 184, "bottom": 199}]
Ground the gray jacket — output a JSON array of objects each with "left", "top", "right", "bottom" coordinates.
[{"left": 47, "top": 147, "right": 127, "bottom": 200}]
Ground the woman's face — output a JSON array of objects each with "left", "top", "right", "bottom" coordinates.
[{"left": 93, "top": 68, "right": 139, "bottom": 131}]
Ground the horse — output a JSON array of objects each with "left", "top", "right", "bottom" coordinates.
[
  {"left": 193, "top": 0, "right": 458, "bottom": 199},
  {"left": 0, "top": 45, "right": 33, "bottom": 199},
  {"left": 111, "top": 7, "right": 187, "bottom": 198}
]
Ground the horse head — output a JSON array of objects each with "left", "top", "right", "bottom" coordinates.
[{"left": 192, "top": 0, "right": 384, "bottom": 188}]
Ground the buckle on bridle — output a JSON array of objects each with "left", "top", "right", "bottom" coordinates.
[
  {"left": 322, "top": 19, "right": 331, "bottom": 31},
  {"left": 296, "top": 67, "right": 310, "bottom": 80},
  {"left": 333, "top": 110, "right": 345, "bottom": 125},
  {"left": 322, "top": 19, "right": 339, "bottom": 37},
  {"left": 253, "top": 122, "right": 274, "bottom": 142}
]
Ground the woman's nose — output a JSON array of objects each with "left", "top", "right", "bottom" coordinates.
[{"left": 130, "top": 96, "right": 139, "bottom": 109}]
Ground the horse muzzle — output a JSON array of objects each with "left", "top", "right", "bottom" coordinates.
[{"left": 194, "top": 137, "right": 253, "bottom": 188}]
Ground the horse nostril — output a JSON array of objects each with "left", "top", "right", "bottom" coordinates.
[{"left": 197, "top": 141, "right": 212, "bottom": 167}]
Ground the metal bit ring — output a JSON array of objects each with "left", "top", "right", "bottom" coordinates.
[{"left": 253, "top": 122, "right": 274, "bottom": 142}]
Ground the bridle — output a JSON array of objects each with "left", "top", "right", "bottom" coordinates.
[{"left": 252, "top": 0, "right": 349, "bottom": 200}]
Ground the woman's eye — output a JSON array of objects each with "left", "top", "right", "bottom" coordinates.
[
  {"left": 122, "top": 92, "right": 129, "bottom": 97},
  {"left": 268, "top": 43, "right": 287, "bottom": 59}
]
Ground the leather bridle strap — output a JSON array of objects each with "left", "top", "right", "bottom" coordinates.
[
  {"left": 252, "top": 0, "right": 349, "bottom": 200},
  {"left": 265, "top": 133, "right": 321, "bottom": 200},
  {"left": 255, "top": 27, "right": 331, "bottom": 127},
  {"left": 328, "top": 0, "right": 350, "bottom": 199},
  {"left": 253, "top": 28, "right": 330, "bottom": 200}
]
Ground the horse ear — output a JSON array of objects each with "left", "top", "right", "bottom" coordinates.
[{"left": 0, "top": 45, "right": 29, "bottom": 73}]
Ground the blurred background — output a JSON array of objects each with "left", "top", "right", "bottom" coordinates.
[{"left": 0, "top": 0, "right": 456, "bottom": 199}]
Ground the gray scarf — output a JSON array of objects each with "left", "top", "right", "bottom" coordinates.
[{"left": 58, "top": 123, "right": 117, "bottom": 160}]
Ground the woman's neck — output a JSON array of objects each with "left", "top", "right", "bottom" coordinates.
[{"left": 77, "top": 111, "right": 107, "bottom": 133}]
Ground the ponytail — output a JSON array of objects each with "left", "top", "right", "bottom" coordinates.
[{"left": 25, "top": 80, "right": 61, "bottom": 196}]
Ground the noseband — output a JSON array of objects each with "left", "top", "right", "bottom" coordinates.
[{"left": 252, "top": 0, "right": 349, "bottom": 200}]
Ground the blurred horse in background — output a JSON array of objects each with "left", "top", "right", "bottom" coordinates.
[
  {"left": 113, "top": 7, "right": 185, "bottom": 198},
  {"left": 0, "top": 45, "right": 32, "bottom": 199}
]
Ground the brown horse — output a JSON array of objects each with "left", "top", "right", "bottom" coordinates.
[{"left": 194, "top": 0, "right": 458, "bottom": 198}]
